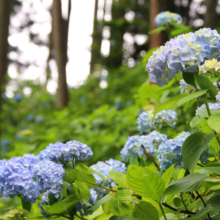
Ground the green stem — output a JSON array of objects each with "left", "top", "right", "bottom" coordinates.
[
  {"left": 203, "top": 95, "right": 220, "bottom": 150},
  {"left": 180, "top": 193, "right": 188, "bottom": 212},
  {"left": 159, "top": 203, "right": 168, "bottom": 220},
  {"left": 86, "top": 180, "right": 117, "bottom": 192},
  {"left": 195, "top": 191, "right": 211, "bottom": 220}
]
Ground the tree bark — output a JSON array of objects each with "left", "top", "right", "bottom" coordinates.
[
  {"left": 149, "top": 0, "right": 168, "bottom": 49},
  {"left": 52, "top": 0, "right": 69, "bottom": 108},
  {"left": 0, "top": 0, "right": 11, "bottom": 114},
  {"left": 204, "top": 0, "right": 218, "bottom": 29},
  {"left": 90, "top": 0, "right": 102, "bottom": 74}
]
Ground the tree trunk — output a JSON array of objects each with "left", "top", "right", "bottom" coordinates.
[
  {"left": 52, "top": 0, "right": 69, "bottom": 108},
  {"left": 90, "top": 0, "right": 102, "bottom": 74},
  {"left": 149, "top": 0, "right": 168, "bottom": 49},
  {"left": 204, "top": 0, "right": 218, "bottom": 29},
  {"left": 0, "top": 0, "right": 11, "bottom": 113}
]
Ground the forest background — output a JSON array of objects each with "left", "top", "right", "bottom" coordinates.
[{"left": 0, "top": 0, "right": 219, "bottom": 211}]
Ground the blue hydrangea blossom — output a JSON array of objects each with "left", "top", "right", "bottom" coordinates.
[
  {"left": 137, "top": 110, "right": 177, "bottom": 134},
  {"left": 155, "top": 11, "right": 181, "bottom": 27},
  {"left": 90, "top": 159, "right": 126, "bottom": 198},
  {"left": 147, "top": 28, "right": 220, "bottom": 86},
  {"left": 121, "top": 131, "right": 167, "bottom": 162},
  {"left": 38, "top": 140, "right": 93, "bottom": 163}
]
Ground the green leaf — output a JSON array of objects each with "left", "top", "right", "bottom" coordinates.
[
  {"left": 190, "top": 116, "right": 201, "bottom": 128},
  {"left": 110, "top": 217, "right": 138, "bottom": 220},
  {"left": 73, "top": 180, "right": 90, "bottom": 200},
  {"left": 63, "top": 166, "right": 87, "bottom": 183},
  {"left": 208, "top": 114, "right": 220, "bottom": 133},
  {"left": 162, "top": 164, "right": 174, "bottom": 187},
  {"left": 88, "top": 194, "right": 112, "bottom": 212},
  {"left": 21, "top": 198, "right": 32, "bottom": 212},
  {"left": 149, "top": 26, "right": 167, "bottom": 34},
  {"left": 207, "top": 194, "right": 220, "bottom": 215},
  {"left": 133, "top": 201, "right": 159, "bottom": 220},
  {"left": 198, "top": 109, "right": 220, "bottom": 118},
  {"left": 126, "top": 166, "right": 165, "bottom": 201},
  {"left": 186, "top": 204, "right": 213, "bottom": 220},
  {"left": 177, "top": 90, "right": 208, "bottom": 106},
  {"left": 108, "top": 171, "right": 128, "bottom": 188},
  {"left": 153, "top": 94, "right": 187, "bottom": 115},
  {"left": 108, "top": 189, "right": 133, "bottom": 216},
  {"left": 89, "top": 167, "right": 108, "bottom": 184},
  {"left": 164, "top": 173, "right": 208, "bottom": 195},
  {"left": 203, "top": 166, "right": 220, "bottom": 175},
  {"left": 182, "top": 132, "right": 214, "bottom": 171},
  {"left": 182, "top": 72, "right": 196, "bottom": 88},
  {"left": 42, "top": 195, "right": 79, "bottom": 215},
  {"left": 197, "top": 75, "right": 217, "bottom": 98}
]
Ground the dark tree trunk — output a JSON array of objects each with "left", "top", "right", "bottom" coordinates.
[
  {"left": 90, "top": 0, "right": 102, "bottom": 74},
  {"left": 149, "top": 0, "right": 168, "bottom": 49},
  {"left": 204, "top": 0, "right": 218, "bottom": 29},
  {"left": 52, "top": 0, "right": 69, "bottom": 108}
]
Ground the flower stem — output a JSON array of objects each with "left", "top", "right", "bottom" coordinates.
[
  {"left": 86, "top": 180, "right": 117, "bottom": 192},
  {"left": 159, "top": 202, "right": 168, "bottom": 220}
]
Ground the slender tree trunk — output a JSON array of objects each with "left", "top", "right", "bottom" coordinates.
[
  {"left": 52, "top": 0, "right": 69, "bottom": 108},
  {"left": 0, "top": 0, "right": 11, "bottom": 112},
  {"left": 149, "top": 0, "right": 168, "bottom": 49},
  {"left": 204, "top": 0, "right": 218, "bottom": 29}
]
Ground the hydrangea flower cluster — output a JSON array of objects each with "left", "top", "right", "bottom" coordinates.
[
  {"left": 196, "top": 102, "right": 220, "bottom": 117},
  {"left": 121, "top": 131, "right": 167, "bottom": 162},
  {"left": 199, "top": 58, "right": 220, "bottom": 76},
  {"left": 157, "top": 131, "right": 210, "bottom": 169},
  {"left": 147, "top": 28, "right": 220, "bottom": 86},
  {"left": 4, "top": 209, "right": 29, "bottom": 220},
  {"left": 155, "top": 11, "right": 181, "bottom": 27},
  {"left": 90, "top": 159, "right": 126, "bottom": 198},
  {"left": 38, "top": 140, "right": 93, "bottom": 163},
  {"left": 137, "top": 110, "right": 177, "bottom": 134}
]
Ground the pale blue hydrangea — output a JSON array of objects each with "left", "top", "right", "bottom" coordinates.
[
  {"left": 155, "top": 11, "right": 181, "bottom": 27},
  {"left": 0, "top": 159, "right": 6, "bottom": 195},
  {"left": 147, "top": 28, "right": 220, "bottom": 86},
  {"left": 1, "top": 157, "right": 40, "bottom": 203},
  {"left": 121, "top": 131, "right": 167, "bottom": 162},
  {"left": 90, "top": 159, "right": 126, "bottom": 198},
  {"left": 196, "top": 102, "right": 220, "bottom": 117},
  {"left": 137, "top": 110, "right": 177, "bottom": 134},
  {"left": 75, "top": 189, "right": 98, "bottom": 216},
  {"left": 158, "top": 131, "right": 210, "bottom": 169},
  {"left": 38, "top": 141, "right": 93, "bottom": 163},
  {"left": 32, "top": 160, "right": 65, "bottom": 194},
  {"left": 14, "top": 93, "right": 22, "bottom": 102},
  {"left": 216, "top": 92, "right": 220, "bottom": 102}
]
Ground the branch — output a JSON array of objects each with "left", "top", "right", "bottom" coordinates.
[
  {"left": 162, "top": 203, "right": 195, "bottom": 215},
  {"left": 141, "top": 145, "right": 161, "bottom": 171}
]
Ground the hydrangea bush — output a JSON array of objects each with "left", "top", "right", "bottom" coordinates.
[{"left": 2, "top": 21, "right": 220, "bottom": 220}]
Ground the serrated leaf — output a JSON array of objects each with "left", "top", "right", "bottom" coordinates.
[
  {"left": 108, "top": 189, "right": 133, "bottom": 216},
  {"left": 198, "top": 109, "right": 220, "bottom": 118},
  {"left": 133, "top": 201, "right": 159, "bottom": 220},
  {"left": 63, "top": 166, "right": 87, "bottom": 183},
  {"left": 208, "top": 114, "right": 220, "bottom": 133},
  {"left": 164, "top": 173, "right": 207, "bottom": 195},
  {"left": 153, "top": 94, "right": 187, "bottom": 115},
  {"left": 73, "top": 180, "right": 90, "bottom": 200},
  {"left": 177, "top": 90, "right": 208, "bottom": 106},
  {"left": 190, "top": 116, "right": 201, "bottom": 128},
  {"left": 186, "top": 204, "right": 213, "bottom": 220},
  {"left": 182, "top": 132, "right": 214, "bottom": 171},
  {"left": 126, "top": 166, "right": 165, "bottom": 202},
  {"left": 162, "top": 164, "right": 174, "bottom": 187},
  {"left": 42, "top": 195, "right": 79, "bottom": 215},
  {"left": 182, "top": 72, "right": 196, "bottom": 88},
  {"left": 108, "top": 171, "right": 128, "bottom": 188},
  {"left": 197, "top": 75, "right": 217, "bottom": 98}
]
